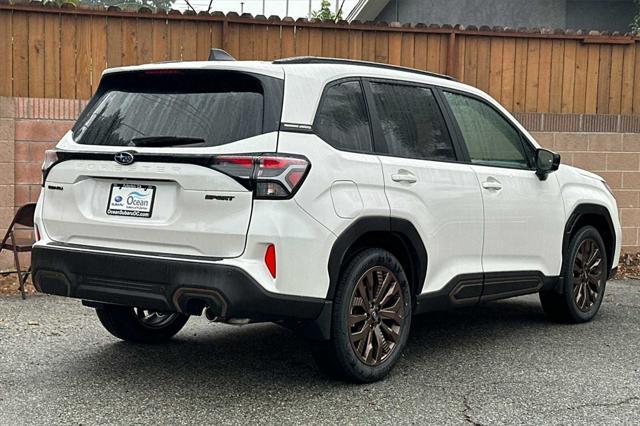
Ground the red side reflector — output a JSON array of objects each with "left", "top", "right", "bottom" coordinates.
[
  {"left": 264, "top": 244, "right": 276, "bottom": 278},
  {"left": 34, "top": 223, "right": 41, "bottom": 242}
]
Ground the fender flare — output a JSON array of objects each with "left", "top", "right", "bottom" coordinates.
[
  {"left": 326, "top": 216, "right": 428, "bottom": 300},
  {"left": 563, "top": 203, "right": 616, "bottom": 274}
]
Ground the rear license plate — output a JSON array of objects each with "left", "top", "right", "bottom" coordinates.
[{"left": 107, "top": 184, "right": 156, "bottom": 218}]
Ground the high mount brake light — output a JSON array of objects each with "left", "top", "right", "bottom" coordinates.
[
  {"left": 212, "top": 154, "right": 310, "bottom": 199},
  {"left": 41, "top": 150, "right": 59, "bottom": 186}
]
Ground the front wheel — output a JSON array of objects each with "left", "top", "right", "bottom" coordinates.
[
  {"left": 96, "top": 305, "right": 189, "bottom": 343},
  {"left": 540, "top": 225, "right": 608, "bottom": 323},
  {"left": 312, "top": 248, "right": 412, "bottom": 383}
]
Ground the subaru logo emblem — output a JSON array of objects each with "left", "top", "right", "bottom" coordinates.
[{"left": 114, "top": 152, "right": 134, "bottom": 165}]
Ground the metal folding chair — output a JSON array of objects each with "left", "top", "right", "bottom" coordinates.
[{"left": 1, "top": 203, "right": 36, "bottom": 299}]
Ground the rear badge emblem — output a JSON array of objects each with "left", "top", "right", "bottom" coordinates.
[{"left": 114, "top": 152, "right": 135, "bottom": 165}]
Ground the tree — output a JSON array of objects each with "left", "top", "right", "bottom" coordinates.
[
  {"left": 632, "top": 0, "right": 640, "bottom": 34},
  {"left": 312, "top": 0, "right": 342, "bottom": 22}
]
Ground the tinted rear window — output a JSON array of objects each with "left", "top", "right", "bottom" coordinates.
[{"left": 73, "top": 70, "right": 281, "bottom": 147}]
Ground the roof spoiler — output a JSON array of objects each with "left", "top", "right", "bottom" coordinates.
[{"left": 208, "top": 49, "right": 236, "bottom": 61}]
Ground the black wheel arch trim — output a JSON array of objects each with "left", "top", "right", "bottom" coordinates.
[
  {"left": 326, "top": 216, "right": 428, "bottom": 300},
  {"left": 563, "top": 203, "right": 617, "bottom": 278}
]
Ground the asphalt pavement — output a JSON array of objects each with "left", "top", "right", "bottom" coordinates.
[{"left": 1, "top": 279, "right": 639, "bottom": 425}]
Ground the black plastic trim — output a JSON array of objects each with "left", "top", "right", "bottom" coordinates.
[
  {"left": 415, "top": 271, "right": 559, "bottom": 314},
  {"left": 32, "top": 245, "right": 325, "bottom": 322},
  {"left": 273, "top": 56, "right": 457, "bottom": 81},
  {"left": 326, "top": 216, "right": 428, "bottom": 300},
  {"left": 563, "top": 203, "right": 617, "bottom": 278}
]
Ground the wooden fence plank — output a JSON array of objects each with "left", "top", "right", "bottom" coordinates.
[
  {"left": 622, "top": 44, "right": 636, "bottom": 115},
  {"left": 295, "top": 26, "right": 310, "bottom": 57},
  {"left": 151, "top": 18, "right": 168, "bottom": 62},
  {"left": 362, "top": 30, "right": 376, "bottom": 62},
  {"left": 561, "top": 40, "right": 576, "bottom": 114},
  {"left": 573, "top": 43, "right": 588, "bottom": 114},
  {"left": 597, "top": 45, "right": 612, "bottom": 114},
  {"left": 267, "top": 26, "right": 282, "bottom": 60},
  {"left": 414, "top": 33, "right": 428, "bottom": 71},
  {"left": 525, "top": 39, "right": 540, "bottom": 112},
  {"left": 488, "top": 38, "right": 503, "bottom": 101},
  {"left": 75, "top": 16, "right": 92, "bottom": 99},
  {"left": 137, "top": 18, "right": 154, "bottom": 64},
  {"left": 454, "top": 35, "right": 466, "bottom": 81},
  {"left": 463, "top": 36, "right": 478, "bottom": 86},
  {"left": 28, "top": 12, "right": 45, "bottom": 98},
  {"left": 322, "top": 28, "right": 336, "bottom": 58},
  {"left": 400, "top": 32, "right": 414, "bottom": 68},
  {"left": 238, "top": 24, "right": 254, "bottom": 60},
  {"left": 195, "top": 21, "right": 211, "bottom": 61},
  {"left": 121, "top": 17, "right": 137, "bottom": 66},
  {"left": 106, "top": 18, "right": 123, "bottom": 67},
  {"left": 59, "top": 14, "right": 76, "bottom": 99},
  {"left": 375, "top": 31, "right": 389, "bottom": 63},
  {"left": 439, "top": 35, "right": 448, "bottom": 75},
  {"left": 168, "top": 20, "right": 183, "bottom": 61},
  {"left": 182, "top": 21, "right": 198, "bottom": 60},
  {"left": 309, "top": 27, "right": 323, "bottom": 56},
  {"left": 500, "top": 38, "right": 516, "bottom": 110},
  {"left": 91, "top": 16, "right": 107, "bottom": 92},
  {"left": 585, "top": 44, "right": 600, "bottom": 114},
  {"left": 609, "top": 45, "right": 624, "bottom": 114},
  {"left": 427, "top": 34, "right": 440, "bottom": 72},
  {"left": 43, "top": 13, "right": 60, "bottom": 98},
  {"left": 334, "top": 29, "right": 349, "bottom": 59},
  {"left": 476, "top": 36, "right": 491, "bottom": 92},
  {"left": 548, "top": 40, "right": 564, "bottom": 113},
  {"left": 537, "top": 39, "right": 552, "bottom": 112},
  {"left": 513, "top": 38, "right": 527, "bottom": 112},
  {"left": 0, "top": 11, "right": 12, "bottom": 96}
]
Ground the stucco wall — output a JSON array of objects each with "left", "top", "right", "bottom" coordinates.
[{"left": 376, "top": 0, "right": 634, "bottom": 32}]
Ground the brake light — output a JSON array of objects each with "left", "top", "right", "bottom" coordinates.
[
  {"left": 264, "top": 244, "right": 276, "bottom": 278},
  {"left": 41, "top": 150, "right": 59, "bottom": 186},
  {"left": 212, "top": 154, "right": 310, "bottom": 199}
]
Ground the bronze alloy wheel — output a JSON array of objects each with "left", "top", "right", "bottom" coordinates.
[
  {"left": 348, "top": 266, "right": 405, "bottom": 366},
  {"left": 133, "top": 308, "right": 181, "bottom": 329},
  {"left": 572, "top": 238, "right": 605, "bottom": 312}
]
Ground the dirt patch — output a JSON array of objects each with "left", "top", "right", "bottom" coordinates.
[
  {"left": 617, "top": 253, "right": 640, "bottom": 279},
  {"left": 0, "top": 273, "right": 36, "bottom": 296}
]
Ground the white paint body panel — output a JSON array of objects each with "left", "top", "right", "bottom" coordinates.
[{"left": 35, "top": 59, "right": 621, "bottom": 302}]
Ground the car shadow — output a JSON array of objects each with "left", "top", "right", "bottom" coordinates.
[{"left": 62, "top": 294, "right": 571, "bottom": 391}]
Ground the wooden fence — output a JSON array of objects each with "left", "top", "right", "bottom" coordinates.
[{"left": 1, "top": 3, "right": 640, "bottom": 115}]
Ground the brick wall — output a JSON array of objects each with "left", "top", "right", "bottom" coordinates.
[{"left": 0, "top": 96, "right": 639, "bottom": 269}]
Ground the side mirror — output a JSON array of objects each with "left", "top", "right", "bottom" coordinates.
[{"left": 535, "top": 148, "right": 561, "bottom": 180}]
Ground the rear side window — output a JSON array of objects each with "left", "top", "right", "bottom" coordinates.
[
  {"left": 314, "top": 80, "right": 373, "bottom": 152},
  {"left": 73, "top": 70, "right": 282, "bottom": 147},
  {"left": 369, "top": 82, "right": 456, "bottom": 161},
  {"left": 444, "top": 91, "right": 533, "bottom": 169}
]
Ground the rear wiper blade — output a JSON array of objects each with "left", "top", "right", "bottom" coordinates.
[{"left": 129, "top": 136, "right": 206, "bottom": 147}]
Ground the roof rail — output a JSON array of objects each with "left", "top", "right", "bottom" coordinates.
[{"left": 272, "top": 56, "right": 457, "bottom": 81}]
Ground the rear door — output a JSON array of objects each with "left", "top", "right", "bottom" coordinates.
[
  {"left": 364, "top": 79, "right": 485, "bottom": 298},
  {"left": 42, "top": 69, "right": 283, "bottom": 258}
]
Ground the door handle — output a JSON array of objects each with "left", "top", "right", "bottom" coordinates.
[
  {"left": 391, "top": 172, "right": 417, "bottom": 183},
  {"left": 482, "top": 180, "right": 502, "bottom": 190}
]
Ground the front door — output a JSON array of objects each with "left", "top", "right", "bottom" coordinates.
[{"left": 442, "top": 90, "right": 565, "bottom": 283}]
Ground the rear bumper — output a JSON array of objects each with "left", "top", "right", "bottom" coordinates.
[{"left": 32, "top": 244, "right": 326, "bottom": 322}]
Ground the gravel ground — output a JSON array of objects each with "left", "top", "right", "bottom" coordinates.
[{"left": 1, "top": 279, "right": 639, "bottom": 425}]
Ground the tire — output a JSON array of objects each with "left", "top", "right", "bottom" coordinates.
[
  {"left": 312, "top": 248, "right": 412, "bottom": 383},
  {"left": 540, "top": 225, "right": 608, "bottom": 323},
  {"left": 96, "top": 305, "right": 189, "bottom": 343}
]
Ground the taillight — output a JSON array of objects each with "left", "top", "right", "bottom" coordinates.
[
  {"left": 212, "top": 154, "right": 310, "bottom": 199},
  {"left": 41, "top": 150, "right": 59, "bottom": 186}
]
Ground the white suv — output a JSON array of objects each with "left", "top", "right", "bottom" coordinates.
[{"left": 33, "top": 55, "right": 621, "bottom": 382}]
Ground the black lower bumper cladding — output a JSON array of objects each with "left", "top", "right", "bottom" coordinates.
[{"left": 31, "top": 245, "right": 326, "bottom": 323}]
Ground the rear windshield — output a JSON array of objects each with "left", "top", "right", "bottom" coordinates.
[{"left": 73, "top": 70, "right": 282, "bottom": 147}]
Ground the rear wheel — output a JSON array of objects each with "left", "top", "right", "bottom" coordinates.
[
  {"left": 312, "top": 248, "right": 412, "bottom": 383},
  {"left": 96, "top": 305, "right": 189, "bottom": 343},
  {"left": 540, "top": 226, "right": 608, "bottom": 323}
]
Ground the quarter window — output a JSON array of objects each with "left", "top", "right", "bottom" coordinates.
[
  {"left": 314, "top": 80, "right": 373, "bottom": 152},
  {"left": 369, "top": 82, "right": 456, "bottom": 161},
  {"left": 444, "top": 91, "right": 533, "bottom": 169}
]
